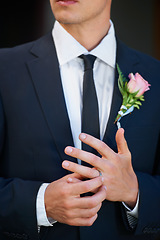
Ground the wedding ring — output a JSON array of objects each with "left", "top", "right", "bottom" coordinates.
[{"left": 98, "top": 170, "right": 102, "bottom": 176}]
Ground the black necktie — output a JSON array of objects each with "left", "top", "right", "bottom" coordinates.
[{"left": 80, "top": 54, "right": 100, "bottom": 155}]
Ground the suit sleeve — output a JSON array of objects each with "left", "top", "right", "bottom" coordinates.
[
  {"left": 122, "top": 132, "right": 160, "bottom": 236},
  {"left": 0, "top": 95, "right": 43, "bottom": 240},
  {"left": 135, "top": 134, "right": 160, "bottom": 235}
]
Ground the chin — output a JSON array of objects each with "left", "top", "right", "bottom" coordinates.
[
  {"left": 54, "top": 10, "right": 80, "bottom": 24},
  {"left": 56, "top": 17, "right": 79, "bottom": 25}
]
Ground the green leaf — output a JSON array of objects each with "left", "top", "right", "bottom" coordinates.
[
  {"left": 126, "top": 104, "right": 132, "bottom": 108},
  {"left": 117, "top": 64, "right": 128, "bottom": 94},
  {"left": 139, "top": 95, "right": 145, "bottom": 101},
  {"left": 135, "top": 101, "right": 142, "bottom": 106},
  {"left": 134, "top": 104, "right": 140, "bottom": 109}
]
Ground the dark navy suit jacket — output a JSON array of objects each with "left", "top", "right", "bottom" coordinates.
[{"left": 0, "top": 33, "right": 160, "bottom": 240}]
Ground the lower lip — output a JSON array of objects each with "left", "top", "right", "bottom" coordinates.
[{"left": 57, "top": 0, "right": 77, "bottom": 6}]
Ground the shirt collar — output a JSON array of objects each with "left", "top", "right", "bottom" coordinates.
[{"left": 52, "top": 20, "right": 116, "bottom": 68}]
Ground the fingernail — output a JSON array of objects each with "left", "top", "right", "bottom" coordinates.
[
  {"left": 80, "top": 133, "right": 86, "bottom": 140},
  {"left": 67, "top": 177, "right": 72, "bottom": 183},
  {"left": 93, "top": 170, "right": 100, "bottom": 177},
  {"left": 62, "top": 161, "right": 69, "bottom": 167},
  {"left": 120, "top": 128, "right": 124, "bottom": 135},
  {"left": 65, "top": 147, "right": 73, "bottom": 154}
]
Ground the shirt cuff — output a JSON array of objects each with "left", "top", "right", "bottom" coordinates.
[
  {"left": 122, "top": 193, "right": 139, "bottom": 229},
  {"left": 122, "top": 193, "right": 139, "bottom": 218},
  {"left": 36, "top": 183, "right": 57, "bottom": 227}
]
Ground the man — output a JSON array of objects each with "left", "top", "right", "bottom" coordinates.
[{"left": 0, "top": 0, "right": 160, "bottom": 239}]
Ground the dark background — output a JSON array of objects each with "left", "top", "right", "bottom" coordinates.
[{"left": 0, "top": 0, "right": 160, "bottom": 60}]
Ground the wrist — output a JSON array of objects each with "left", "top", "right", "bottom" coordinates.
[
  {"left": 125, "top": 187, "right": 139, "bottom": 210},
  {"left": 124, "top": 193, "right": 138, "bottom": 209}
]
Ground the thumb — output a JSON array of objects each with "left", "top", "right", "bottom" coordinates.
[{"left": 116, "top": 128, "right": 129, "bottom": 154}]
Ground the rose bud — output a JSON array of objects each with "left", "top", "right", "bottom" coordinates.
[{"left": 127, "top": 73, "right": 151, "bottom": 97}]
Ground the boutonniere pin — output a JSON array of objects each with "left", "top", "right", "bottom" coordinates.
[{"left": 115, "top": 65, "right": 151, "bottom": 128}]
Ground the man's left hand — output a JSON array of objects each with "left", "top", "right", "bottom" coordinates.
[{"left": 62, "top": 128, "right": 138, "bottom": 209}]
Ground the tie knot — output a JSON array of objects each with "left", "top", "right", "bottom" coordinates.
[{"left": 79, "top": 54, "right": 96, "bottom": 71}]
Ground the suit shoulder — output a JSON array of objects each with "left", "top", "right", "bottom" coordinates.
[
  {"left": 133, "top": 48, "right": 160, "bottom": 68},
  {"left": 118, "top": 39, "right": 160, "bottom": 68},
  {"left": 117, "top": 39, "right": 160, "bottom": 101},
  {"left": 0, "top": 33, "right": 53, "bottom": 63},
  {"left": 0, "top": 41, "right": 34, "bottom": 60}
]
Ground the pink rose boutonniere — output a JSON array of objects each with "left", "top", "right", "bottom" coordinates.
[{"left": 115, "top": 65, "right": 151, "bottom": 128}]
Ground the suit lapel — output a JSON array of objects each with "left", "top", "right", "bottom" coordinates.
[
  {"left": 26, "top": 34, "right": 140, "bottom": 161},
  {"left": 27, "top": 33, "right": 76, "bottom": 163},
  {"left": 103, "top": 39, "right": 140, "bottom": 151}
]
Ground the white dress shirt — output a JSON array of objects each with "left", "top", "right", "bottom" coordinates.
[{"left": 36, "top": 20, "right": 138, "bottom": 227}]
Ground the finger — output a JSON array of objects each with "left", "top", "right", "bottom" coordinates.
[
  {"left": 75, "top": 185, "right": 107, "bottom": 209},
  {"left": 67, "top": 214, "right": 98, "bottom": 226},
  {"left": 70, "top": 176, "right": 104, "bottom": 196},
  {"left": 115, "top": 128, "right": 130, "bottom": 154},
  {"left": 70, "top": 172, "right": 84, "bottom": 180},
  {"left": 67, "top": 177, "right": 82, "bottom": 183},
  {"left": 67, "top": 204, "right": 101, "bottom": 219},
  {"left": 65, "top": 172, "right": 84, "bottom": 182},
  {"left": 65, "top": 146, "right": 103, "bottom": 169},
  {"left": 79, "top": 133, "right": 115, "bottom": 159},
  {"left": 62, "top": 160, "right": 100, "bottom": 179}
]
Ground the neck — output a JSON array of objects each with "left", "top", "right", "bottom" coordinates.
[{"left": 60, "top": 18, "right": 111, "bottom": 51}]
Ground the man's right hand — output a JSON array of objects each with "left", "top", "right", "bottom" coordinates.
[{"left": 44, "top": 173, "right": 106, "bottom": 226}]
